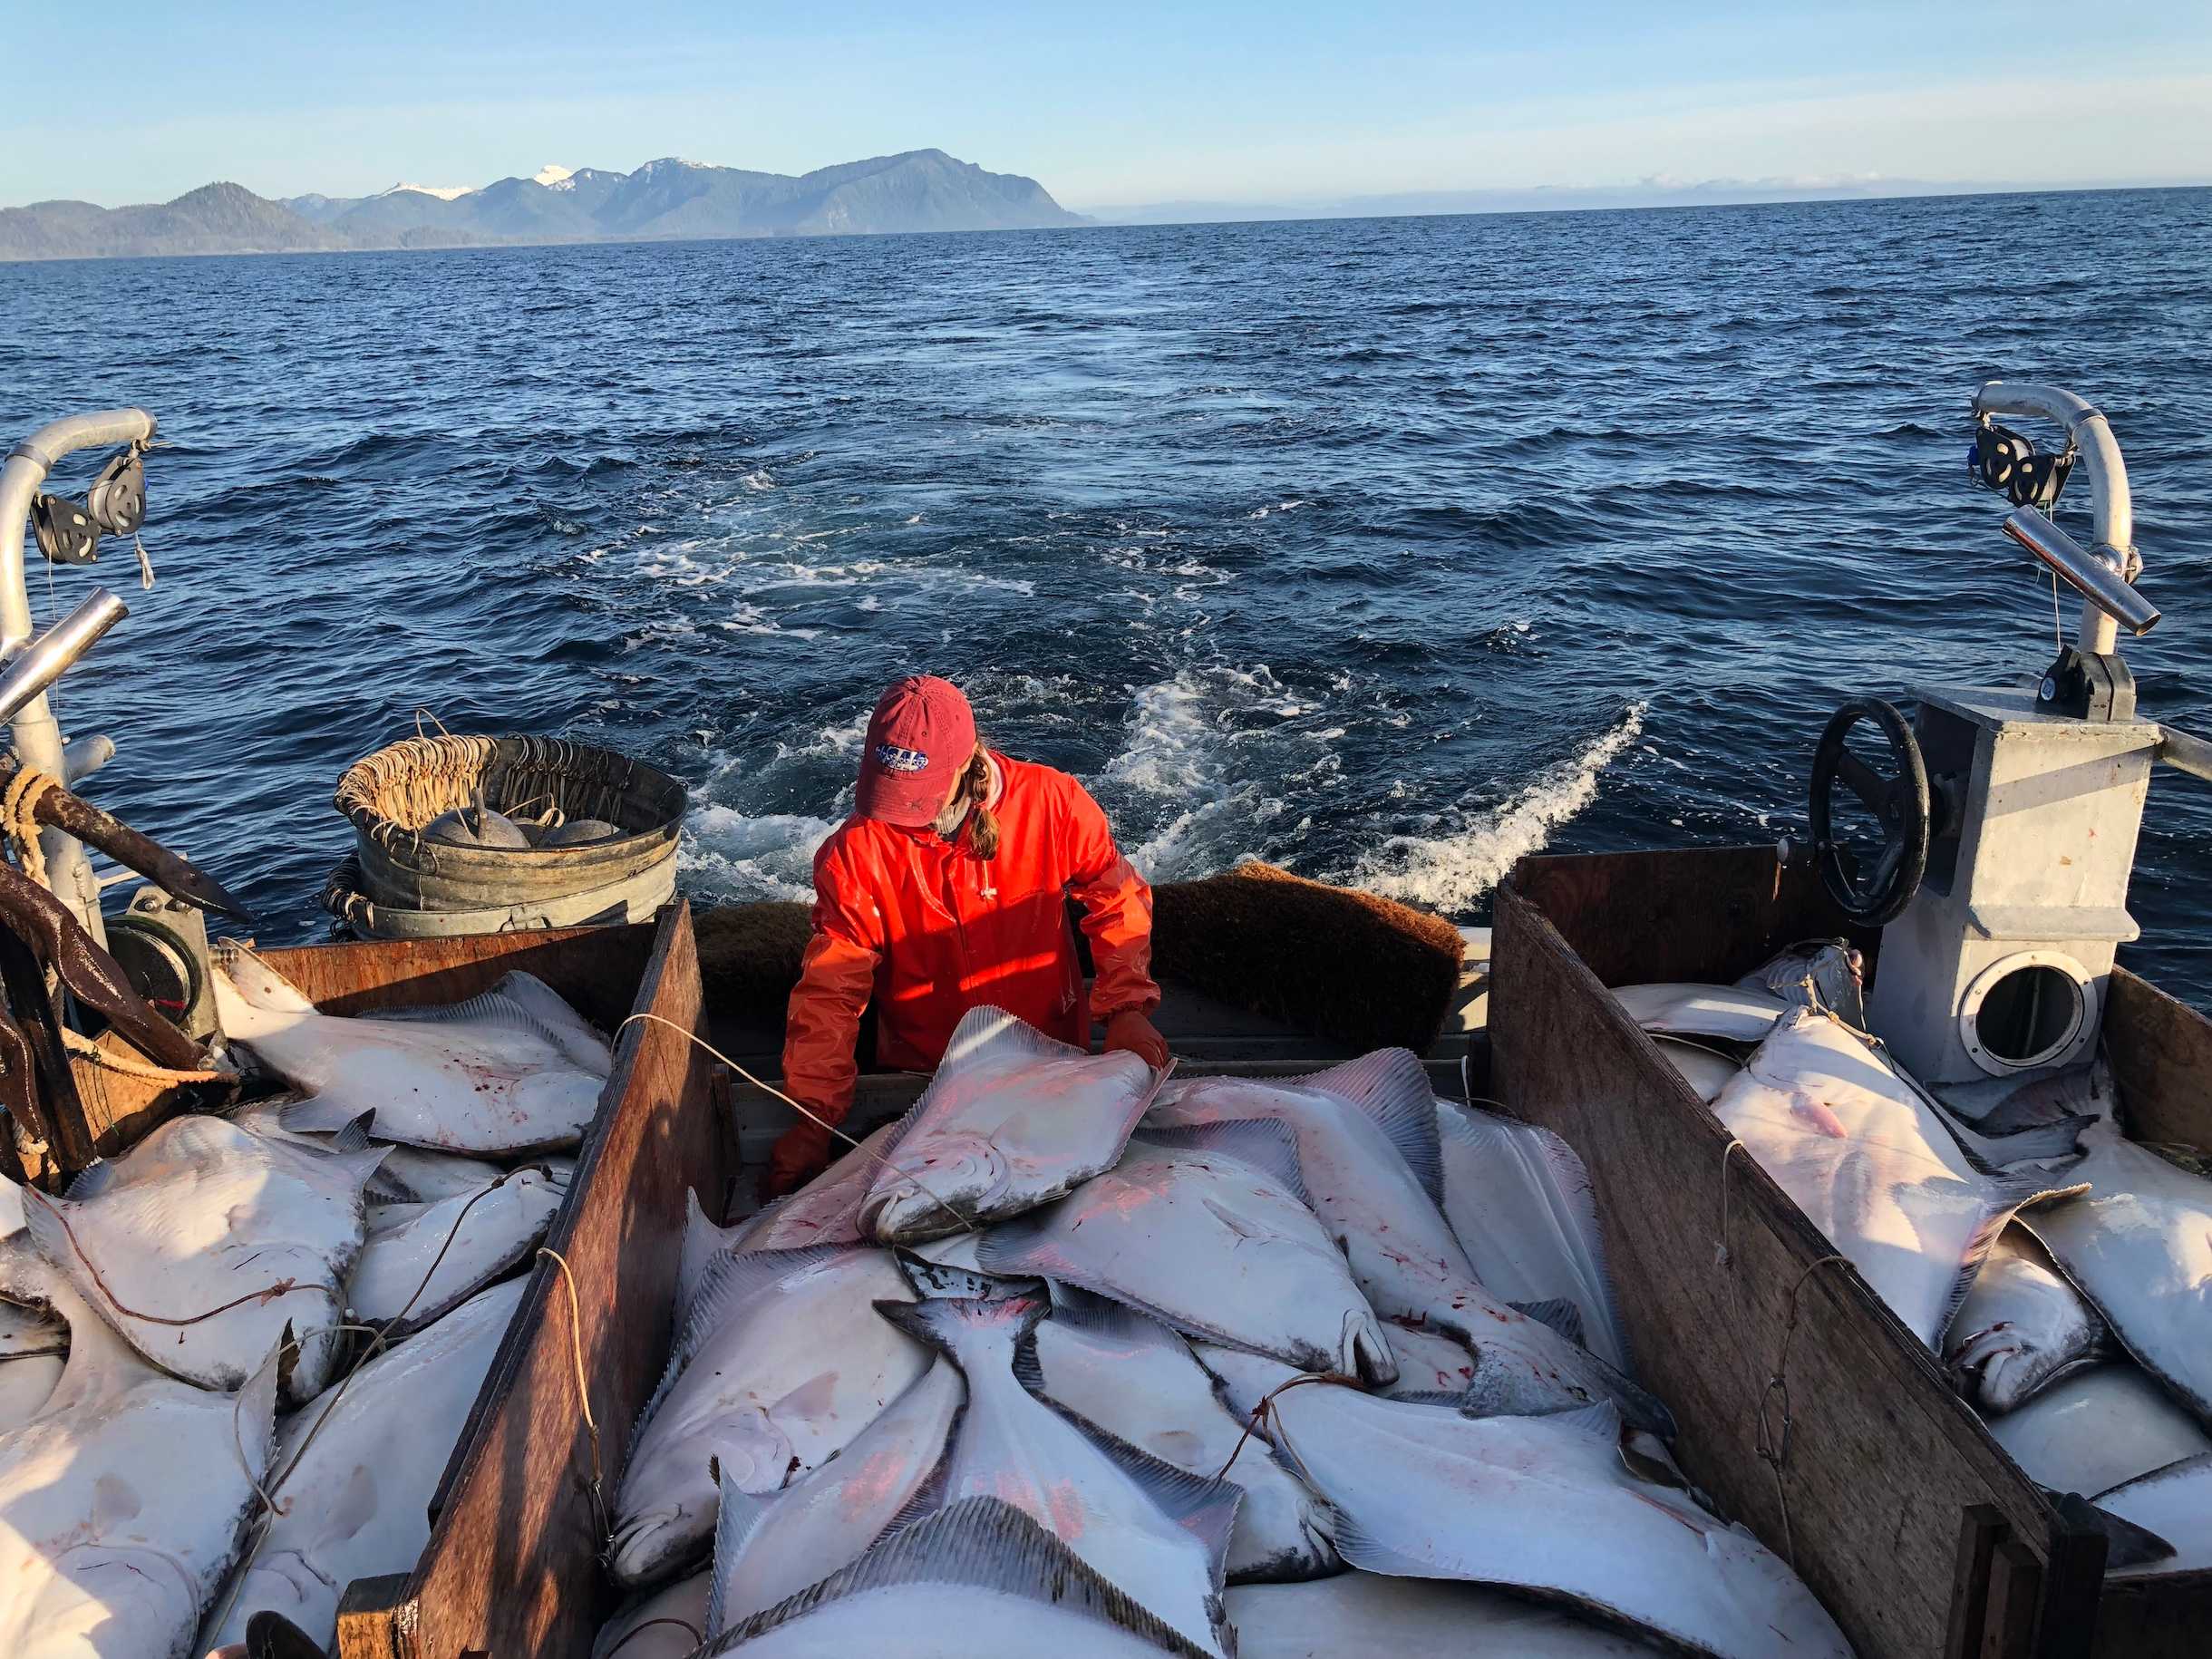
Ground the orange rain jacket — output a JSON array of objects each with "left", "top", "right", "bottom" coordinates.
[{"left": 778, "top": 752, "right": 1160, "bottom": 1163}]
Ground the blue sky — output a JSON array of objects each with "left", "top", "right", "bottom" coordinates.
[{"left": 5, "top": 2, "right": 2207, "bottom": 209}]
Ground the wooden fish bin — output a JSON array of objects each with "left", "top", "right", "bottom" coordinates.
[
  {"left": 1490, "top": 845, "right": 2212, "bottom": 1659},
  {"left": 242, "top": 900, "right": 726, "bottom": 1659},
  {"left": 324, "top": 902, "right": 1476, "bottom": 1657}
]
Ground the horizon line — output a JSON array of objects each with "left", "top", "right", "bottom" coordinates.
[
  {"left": 5, "top": 178, "right": 2207, "bottom": 267},
  {"left": 1072, "top": 173, "right": 2212, "bottom": 216}
]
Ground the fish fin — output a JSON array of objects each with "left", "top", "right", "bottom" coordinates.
[
  {"left": 1504, "top": 1342, "right": 1677, "bottom": 1441},
  {"left": 1390, "top": 1388, "right": 1480, "bottom": 1407},
  {"left": 483, "top": 971, "right": 614, "bottom": 1075},
  {"left": 678, "top": 1188, "right": 741, "bottom": 1322},
  {"left": 1043, "top": 1396, "right": 1243, "bottom": 1590},
  {"left": 878, "top": 1431, "right": 957, "bottom": 1542},
  {"left": 1949, "top": 1112, "right": 2093, "bottom": 1174},
  {"left": 331, "top": 1144, "right": 396, "bottom": 1196},
  {"left": 1044, "top": 1288, "right": 1185, "bottom": 1352},
  {"left": 705, "top": 1495, "right": 1211, "bottom": 1658},
  {"left": 1295, "top": 1048, "right": 1442, "bottom": 1202},
  {"left": 239, "top": 1336, "right": 284, "bottom": 1466},
  {"left": 894, "top": 1248, "right": 1040, "bottom": 1303},
  {"left": 1936, "top": 1178, "right": 2094, "bottom": 1346},
  {"left": 18, "top": 1194, "right": 80, "bottom": 1299},
  {"left": 364, "top": 1169, "right": 415, "bottom": 1205},
  {"left": 936, "top": 1004, "right": 1091, "bottom": 1069},
  {"left": 327, "top": 1111, "right": 378, "bottom": 1154},
  {"left": 1437, "top": 1101, "right": 1632, "bottom": 1369},
  {"left": 2052, "top": 1489, "right": 2176, "bottom": 1570},
  {"left": 1137, "top": 1119, "right": 1312, "bottom": 1207},
  {"left": 1327, "top": 1505, "right": 1440, "bottom": 1578},
  {"left": 1508, "top": 1297, "right": 1587, "bottom": 1348},
  {"left": 873, "top": 1292, "right": 1049, "bottom": 1363},
  {"left": 130, "top": 1112, "right": 255, "bottom": 1163},
  {"left": 1010, "top": 1324, "right": 1047, "bottom": 1394},
  {"left": 631, "top": 1346, "right": 688, "bottom": 1448},
  {"left": 63, "top": 1161, "right": 118, "bottom": 1202},
  {"left": 280, "top": 1095, "right": 368, "bottom": 1136},
  {"left": 706, "top": 1468, "right": 777, "bottom": 1639},
  {"left": 1522, "top": 1398, "right": 1624, "bottom": 1442},
  {"left": 679, "top": 1244, "right": 869, "bottom": 1360},
  {"left": 361, "top": 984, "right": 583, "bottom": 1060}
]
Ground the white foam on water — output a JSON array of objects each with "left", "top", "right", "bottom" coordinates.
[
  {"left": 1101, "top": 665, "right": 1330, "bottom": 879},
  {"left": 678, "top": 806, "right": 839, "bottom": 903},
  {"left": 773, "top": 714, "right": 869, "bottom": 762},
  {"left": 1352, "top": 702, "right": 1647, "bottom": 913}
]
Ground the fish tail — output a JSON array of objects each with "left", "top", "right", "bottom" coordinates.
[{"left": 873, "top": 1293, "right": 1048, "bottom": 1365}]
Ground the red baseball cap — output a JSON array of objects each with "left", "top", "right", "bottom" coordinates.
[{"left": 855, "top": 675, "right": 976, "bottom": 826}]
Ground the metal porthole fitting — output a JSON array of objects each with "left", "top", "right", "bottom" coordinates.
[{"left": 1957, "top": 950, "right": 2097, "bottom": 1077}]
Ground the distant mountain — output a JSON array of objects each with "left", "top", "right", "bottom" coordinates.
[
  {"left": 5, "top": 150, "right": 1086, "bottom": 261},
  {"left": 0, "top": 182, "right": 352, "bottom": 259}
]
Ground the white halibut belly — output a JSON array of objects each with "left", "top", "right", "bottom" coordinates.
[
  {"left": 1985, "top": 1364, "right": 2212, "bottom": 1497},
  {"left": 1225, "top": 1575, "right": 1654, "bottom": 1657},
  {"left": 719, "top": 1581, "right": 1193, "bottom": 1656},
  {"left": 975, "top": 1130, "right": 1391, "bottom": 1382},
  {"left": 0, "top": 1285, "right": 277, "bottom": 1659},
  {"left": 707, "top": 1359, "right": 965, "bottom": 1631},
  {"left": 18, "top": 1117, "right": 376, "bottom": 1402},
  {"left": 347, "top": 1169, "right": 567, "bottom": 1332},
  {"left": 200, "top": 1278, "right": 525, "bottom": 1651},
  {"left": 859, "top": 1006, "right": 1160, "bottom": 1243},
  {"left": 1029, "top": 1302, "right": 1337, "bottom": 1582},
  {"left": 611, "top": 1248, "right": 926, "bottom": 1586},
  {"left": 2094, "top": 1452, "right": 2212, "bottom": 1577},
  {"left": 1713, "top": 1008, "right": 2066, "bottom": 1351},
  {"left": 1199, "top": 1347, "right": 1852, "bottom": 1659},
  {"left": 2025, "top": 1121, "right": 2212, "bottom": 1427}
]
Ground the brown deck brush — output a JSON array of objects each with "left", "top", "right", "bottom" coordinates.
[{"left": 1150, "top": 861, "right": 1465, "bottom": 1054}]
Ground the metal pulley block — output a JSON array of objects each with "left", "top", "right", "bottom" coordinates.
[
  {"left": 84, "top": 444, "right": 147, "bottom": 536},
  {"left": 31, "top": 492, "right": 101, "bottom": 565}
]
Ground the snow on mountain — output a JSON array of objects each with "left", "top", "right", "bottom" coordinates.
[
  {"left": 381, "top": 181, "right": 475, "bottom": 200},
  {"left": 532, "top": 164, "right": 577, "bottom": 189}
]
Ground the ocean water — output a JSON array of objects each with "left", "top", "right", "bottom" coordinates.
[{"left": 2, "top": 189, "right": 2209, "bottom": 999}]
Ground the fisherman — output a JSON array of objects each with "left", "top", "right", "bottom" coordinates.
[{"left": 765, "top": 674, "right": 1169, "bottom": 1197}]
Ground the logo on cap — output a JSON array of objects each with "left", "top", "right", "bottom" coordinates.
[{"left": 873, "top": 742, "right": 930, "bottom": 774}]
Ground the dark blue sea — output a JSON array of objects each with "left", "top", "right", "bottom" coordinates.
[{"left": 3, "top": 189, "right": 2210, "bottom": 998}]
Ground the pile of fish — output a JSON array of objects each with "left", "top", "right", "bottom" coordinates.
[
  {"left": 0, "top": 949, "right": 611, "bottom": 1657},
  {"left": 597, "top": 1004, "right": 1853, "bottom": 1658},
  {"left": 422, "top": 789, "right": 626, "bottom": 850},
  {"left": 1619, "top": 945, "right": 2212, "bottom": 1578}
]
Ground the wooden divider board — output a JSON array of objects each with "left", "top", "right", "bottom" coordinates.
[
  {"left": 1494, "top": 854, "right": 2108, "bottom": 1659},
  {"left": 332, "top": 902, "right": 724, "bottom": 1659}
]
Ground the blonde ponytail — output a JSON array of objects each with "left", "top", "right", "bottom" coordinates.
[{"left": 961, "top": 743, "right": 1000, "bottom": 860}]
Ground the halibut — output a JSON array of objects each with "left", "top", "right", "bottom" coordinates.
[
  {"left": 977, "top": 1120, "right": 1395, "bottom": 1384},
  {"left": 859, "top": 1005, "right": 1164, "bottom": 1243}
]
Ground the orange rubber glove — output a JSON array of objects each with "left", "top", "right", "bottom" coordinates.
[
  {"left": 1103, "top": 1008, "right": 1170, "bottom": 1069},
  {"left": 762, "top": 1117, "right": 833, "bottom": 1203}
]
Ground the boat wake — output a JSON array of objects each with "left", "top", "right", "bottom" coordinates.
[{"left": 1351, "top": 703, "right": 1647, "bottom": 913}]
